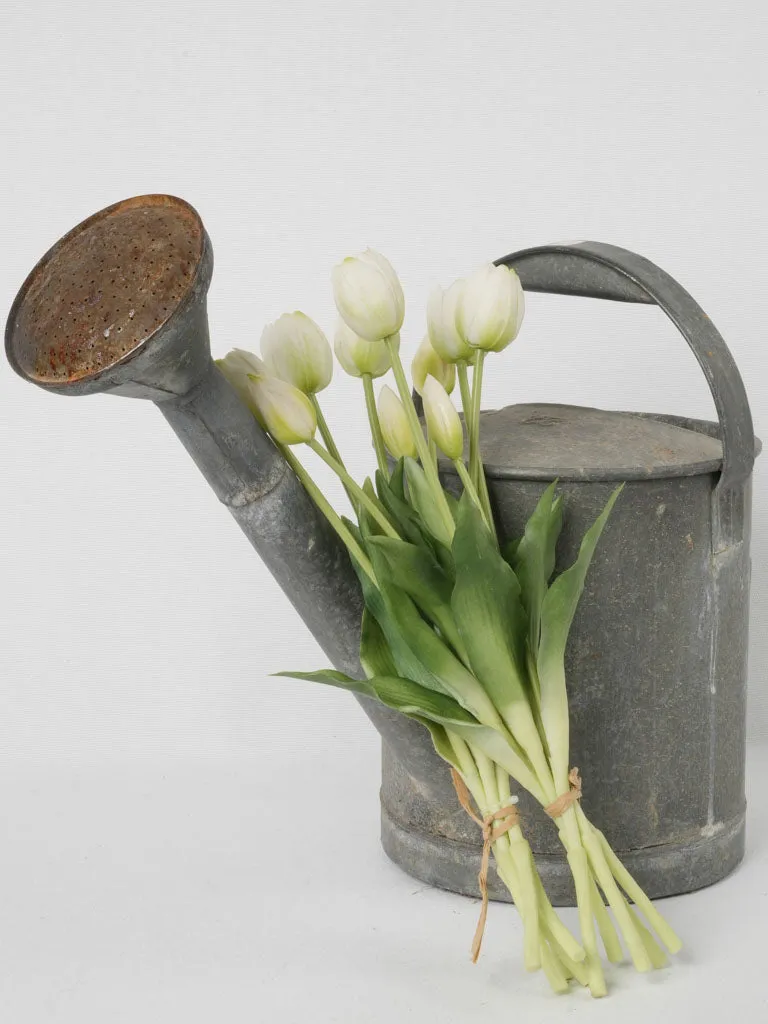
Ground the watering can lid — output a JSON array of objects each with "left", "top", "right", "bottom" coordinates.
[{"left": 469, "top": 403, "right": 760, "bottom": 482}]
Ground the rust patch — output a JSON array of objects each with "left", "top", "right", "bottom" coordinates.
[
  {"left": 654, "top": 445, "right": 677, "bottom": 462},
  {"left": 8, "top": 195, "right": 204, "bottom": 384}
]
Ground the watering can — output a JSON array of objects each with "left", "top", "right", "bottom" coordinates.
[{"left": 5, "top": 194, "right": 759, "bottom": 905}]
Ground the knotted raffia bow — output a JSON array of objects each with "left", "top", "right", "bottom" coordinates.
[
  {"left": 451, "top": 765, "right": 585, "bottom": 961},
  {"left": 449, "top": 768, "right": 520, "bottom": 962},
  {"left": 543, "top": 767, "right": 583, "bottom": 819}
]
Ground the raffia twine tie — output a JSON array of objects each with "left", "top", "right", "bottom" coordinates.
[
  {"left": 543, "top": 767, "right": 583, "bottom": 819},
  {"left": 449, "top": 768, "right": 520, "bottom": 963}
]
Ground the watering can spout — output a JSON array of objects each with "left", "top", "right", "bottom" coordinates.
[{"left": 5, "top": 193, "right": 433, "bottom": 779}]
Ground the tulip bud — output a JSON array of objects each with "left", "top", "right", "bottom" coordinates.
[
  {"left": 331, "top": 249, "right": 405, "bottom": 342},
  {"left": 458, "top": 263, "right": 525, "bottom": 353},
  {"left": 377, "top": 385, "right": 417, "bottom": 460},
  {"left": 411, "top": 334, "right": 456, "bottom": 396},
  {"left": 334, "top": 320, "right": 399, "bottom": 378},
  {"left": 216, "top": 348, "right": 269, "bottom": 411},
  {"left": 426, "top": 280, "right": 472, "bottom": 363},
  {"left": 260, "top": 311, "right": 333, "bottom": 395},
  {"left": 247, "top": 374, "right": 317, "bottom": 446},
  {"left": 422, "top": 375, "right": 463, "bottom": 460}
]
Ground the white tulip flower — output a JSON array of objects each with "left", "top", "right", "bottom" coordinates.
[
  {"left": 331, "top": 249, "right": 405, "bottom": 342},
  {"left": 422, "top": 375, "right": 463, "bottom": 460},
  {"left": 334, "top": 320, "right": 399, "bottom": 379},
  {"left": 260, "top": 312, "right": 333, "bottom": 395},
  {"left": 458, "top": 263, "right": 525, "bottom": 353},
  {"left": 217, "top": 348, "right": 269, "bottom": 410},
  {"left": 426, "top": 279, "right": 472, "bottom": 363},
  {"left": 411, "top": 334, "right": 456, "bottom": 396},
  {"left": 377, "top": 385, "right": 417, "bottom": 460},
  {"left": 247, "top": 374, "right": 317, "bottom": 446}
]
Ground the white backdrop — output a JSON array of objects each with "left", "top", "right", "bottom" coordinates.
[{"left": 1, "top": 2, "right": 767, "bottom": 1020}]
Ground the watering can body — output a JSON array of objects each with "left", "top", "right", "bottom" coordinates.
[
  {"left": 385, "top": 408, "right": 757, "bottom": 903},
  {"left": 5, "top": 199, "right": 758, "bottom": 905},
  {"left": 384, "top": 244, "right": 759, "bottom": 903}
]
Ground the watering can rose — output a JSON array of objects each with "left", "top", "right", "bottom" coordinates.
[
  {"left": 260, "top": 312, "right": 333, "bottom": 395},
  {"left": 332, "top": 249, "right": 405, "bottom": 342}
]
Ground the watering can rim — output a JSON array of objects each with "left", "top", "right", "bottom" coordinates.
[{"left": 4, "top": 193, "right": 213, "bottom": 393}]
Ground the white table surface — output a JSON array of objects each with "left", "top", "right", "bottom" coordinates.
[{"left": 1, "top": 744, "right": 765, "bottom": 1023}]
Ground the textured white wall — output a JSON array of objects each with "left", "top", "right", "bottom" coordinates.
[{"left": 1, "top": 0, "right": 766, "bottom": 774}]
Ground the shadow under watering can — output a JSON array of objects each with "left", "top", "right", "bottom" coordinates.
[{"left": 5, "top": 194, "right": 760, "bottom": 905}]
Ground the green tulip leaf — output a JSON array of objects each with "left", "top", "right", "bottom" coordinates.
[
  {"left": 537, "top": 485, "right": 623, "bottom": 707},
  {"left": 451, "top": 493, "right": 529, "bottom": 700},
  {"left": 450, "top": 493, "right": 547, "bottom": 772},
  {"left": 501, "top": 537, "right": 522, "bottom": 565},
  {"left": 376, "top": 467, "right": 434, "bottom": 549},
  {"left": 403, "top": 457, "right": 453, "bottom": 549},
  {"left": 419, "top": 721, "right": 464, "bottom": 771},
  {"left": 512, "top": 482, "right": 564, "bottom": 652},
  {"left": 365, "top": 536, "right": 467, "bottom": 662},
  {"left": 371, "top": 674, "right": 480, "bottom": 726},
  {"left": 360, "top": 608, "right": 399, "bottom": 678},
  {"left": 387, "top": 458, "right": 406, "bottom": 501},
  {"left": 274, "top": 668, "right": 376, "bottom": 699},
  {"left": 353, "top": 561, "right": 499, "bottom": 727},
  {"left": 277, "top": 668, "right": 480, "bottom": 729}
]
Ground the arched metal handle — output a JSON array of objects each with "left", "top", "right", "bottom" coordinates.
[{"left": 495, "top": 241, "right": 756, "bottom": 550}]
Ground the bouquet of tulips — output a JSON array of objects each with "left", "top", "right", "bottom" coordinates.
[{"left": 218, "top": 250, "right": 681, "bottom": 997}]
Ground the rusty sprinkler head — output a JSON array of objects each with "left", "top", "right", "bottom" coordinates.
[{"left": 5, "top": 194, "right": 214, "bottom": 400}]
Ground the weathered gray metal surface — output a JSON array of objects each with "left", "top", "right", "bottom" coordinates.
[
  {"left": 382, "top": 454, "right": 755, "bottom": 903},
  {"left": 3, "top": 194, "right": 428, "bottom": 784},
  {"left": 5, "top": 203, "right": 758, "bottom": 906},
  {"left": 384, "top": 243, "right": 758, "bottom": 903}
]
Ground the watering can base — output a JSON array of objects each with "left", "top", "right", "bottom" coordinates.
[{"left": 380, "top": 802, "right": 745, "bottom": 906}]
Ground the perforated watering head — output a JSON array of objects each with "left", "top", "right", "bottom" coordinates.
[{"left": 5, "top": 194, "right": 214, "bottom": 399}]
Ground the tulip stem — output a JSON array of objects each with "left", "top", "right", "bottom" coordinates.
[
  {"left": 477, "top": 459, "right": 495, "bottom": 539},
  {"left": 278, "top": 444, "right": 377, "bottom": 584},
  {"left": 469, "top": 350, "right": 485, "bottom": 486},
  {"left": 453, "top": 459, "right": 490, "bottom": 530},
  {"left": 362, "top": 374, "right": 389, "bottom": 477},
  {"left": 308, "top": 439, "right": 399, "bottom": 540},
  {"left": 310, "top": 396, "right": 345, "bottom": 469},
  {"left": 458, "top": 357, "right": 480, "bottom": 497},
  {"left": 467, "top": 351, "right": 496, "bottom": 540},
  {"left": 457, "top": 360, "right": 472, "bottom": 429},
  {"left": 384, "top": 336, "right": 455, "bottom": 539},
  {"left": 310, "top": 395, "right": 358, "bottom": 509}
]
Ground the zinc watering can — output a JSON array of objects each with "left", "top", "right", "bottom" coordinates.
[{"left": 5, "top": 194, "right": 759, "bottom": 905}]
